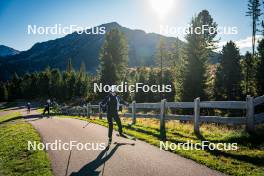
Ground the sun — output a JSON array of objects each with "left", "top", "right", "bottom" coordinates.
[{"left": 149, "top": 0, "right": 174, "bottom": 19}]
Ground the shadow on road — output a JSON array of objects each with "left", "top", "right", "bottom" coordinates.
[
  {"left": 24, "top": 113, "right": 52, "bottom": 121},
  {"left": 70, "top": 142, "right": 135, "bottom": 176}
]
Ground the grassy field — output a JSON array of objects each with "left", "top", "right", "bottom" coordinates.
[
  {"left": 61, "top": 115, "right": 264, "bottom": 176},
  {"left": 0, "top": 112, "right": 52, "bottom": 176},
  {"left": 0, "top": 112, "right": 22, "bottom": 123}
]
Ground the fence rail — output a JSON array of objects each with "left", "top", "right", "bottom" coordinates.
[
  {"left": 58, "top": 95, "right": 264, "bottom": 139},
  {"left": 253, "top": 95, "right": 264, "bottom": 106}
]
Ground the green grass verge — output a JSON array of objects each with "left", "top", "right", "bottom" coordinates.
[
  {"left": 60, "top": 115, "right": 264, "bottom": 176},
  {"left": 37, "top": 108, "right": 44, "bottom": 114},
  {"left": 0, "top": 112, "right": 22, "bottom": 124},
  {"left": 37, "top": 108, "right": 56, "bottom": 114},
  {"left": 0, "top": 113, "right": 52, "bottom": 176}
]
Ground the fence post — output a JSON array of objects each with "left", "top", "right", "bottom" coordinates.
[
  {"left": 194, "top": 97, "right": 200, "bottom": 135},
  {"left": 132, "top": 101, "right": 136, "bottom": 125},
  {"left": 87, "top": 103, "right": 91, "bottom": 118},
  {"left": 99, "top": 104, "right": 102, "bottom": 119},
  {"left": 246, "top": 95, "right": 255, "bottom": 133},
  {"left": 86, "top": 103, "right": 88, "bottom": 117},
  {"left": 160, "top": 99, "right": 166, "bottom": 140}
]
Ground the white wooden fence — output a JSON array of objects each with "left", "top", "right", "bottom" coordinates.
[{"left": 58, "top": 95, "right": 264, "bottom": 139}]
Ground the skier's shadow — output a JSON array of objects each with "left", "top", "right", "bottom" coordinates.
[
  {"left": 23, "top": 114, "right": 50, "bottom": 122},
  {"left": 70, "top": 142, "right": 135, "bottom": 176}
]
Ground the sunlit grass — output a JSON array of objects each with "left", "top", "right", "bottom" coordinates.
[
  {"left": 0, "top": 111, "right": 21, "bottom": 123},
  {"left": 0, "top": 113, "right": 52, "bottom": 176}
]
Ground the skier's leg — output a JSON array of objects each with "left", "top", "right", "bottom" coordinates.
[
  {"left": 113, "top": 111, "right": 123, "bottom": 135},
  {"left": 107, "top": 113, "right": 113, "bottom": 142},
  {"left": 43, "top": 108, "right": 46, "bottom": 115}
]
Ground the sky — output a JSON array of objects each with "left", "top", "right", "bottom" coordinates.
[{"left": 0, "top": 0, "right": 259, "bottom": 54}]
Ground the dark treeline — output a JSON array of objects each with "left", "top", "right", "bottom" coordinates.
[
  {"left": 0, "top": 64, "right": 175, "bottom": 103},
  {"left": 1, "top": 4, "right": 264, "bottom": 103},
  {"left": 0, "top": 63, "right": 93, "bottom": 102}
]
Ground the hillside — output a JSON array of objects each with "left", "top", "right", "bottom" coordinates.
[
  {"left": 0, "top": 45, "right": 20, "bottom": 57},
  {"left": 0, "top": 22, "right": 184, "bottom": 80}
]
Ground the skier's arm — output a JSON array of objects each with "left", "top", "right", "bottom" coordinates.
[
  {"left": 100, "top": 96, "right": 109, "bottom": 106},
  {"left": 119, "top": 96, "right": 129, "bottom": 106}
]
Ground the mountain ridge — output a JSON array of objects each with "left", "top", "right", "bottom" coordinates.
[
  {"left": 0, "top": 45, "right": 20, "bottom": 57},
  {"left": 0, "top": 22, "right": 218, "bottom": 80}
]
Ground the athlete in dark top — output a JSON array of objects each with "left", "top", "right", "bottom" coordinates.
[
  {"left": 43, "top": 99, "right": 51, "bottom": 116},
  {"left": 100, "top": 89, "right": 129, "bottom": 144},
  {"left": 27, "top": 102, "right": 31, "bottom": 113}
]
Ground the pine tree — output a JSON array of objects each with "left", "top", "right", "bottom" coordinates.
[
  {"left": 170, "top": 38, "right": 181, "bottom": 68},
  {"left": 147, "top": 68, "right": 159, "bottom": 102},
  {"left": 50, "top": 69, "right": 62, "bottom": 99},
  {"left": 156, "top": 38, "right": 168, "bottom": 100},
  {"left": 0, "top": 83, "right": 8, "bottom": 101},
  {"left": 256, "top": 39, "right": 264, "bottom": 95},
  {"left": 76, "top": 63, "right": 89, "bottom": 99},
  {"left": 29, "top": 72, "right": 39, "bottom": 99},
  {"left": 98, "top": 28, "right": 128, "bottom": 95},
  {"left": 20, "top": 73, "right": 32, "bottom": 99},
  {"left": 171, "top": 38, "right": 185, "bottom": 101},
  {"left": 182, "top": 10, "right": 218, "bottom": 101},
  {"left": 241, "top": 52, "right": 258, "bottom": 96},
  {"left": 246, "top": 0, "right": 261, "bottom": 95},
  {"left": 246, "top": 0, "right": 261, "bottom": 57},
  {"left": 67, "top": 58, "right": 73, "bottom": 73},
  {"left": 79, "top": 62, "right": 86, "bottom": 77},
  {"left": 163, "top": 69, "right": 175, "bottom": 102},
  {"left": 120, "top": 75, "right": 130, "bottom": 101},
  {"left": 215, "top": 41, "right": 242, "bottom": 100},
  {"left": 135, "top": 68, "right": 147, "bottom": 103},
  {"left": 9, "top": 73, "right": 21, "bottom": 100},
  {"left": 37, "top": 68, "right": 51, "bottom": 98}
]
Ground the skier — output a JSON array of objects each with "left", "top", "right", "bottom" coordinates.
[
  {"left": 26, "top": 102, "right": 31, "bottom": 114},
  {"left": 100, "top": 87, "right": 129, "bottom": 144},
  {"left": 43, "top": 99, "right": 51, "bottom": 116}
]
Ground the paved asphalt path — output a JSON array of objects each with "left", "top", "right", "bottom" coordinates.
[{"left": 24, "top": 111, "right": 224, "bottom": 176}]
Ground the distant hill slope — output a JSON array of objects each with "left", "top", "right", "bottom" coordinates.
[
  {"left": 0, "top": 45, "right": 20, "bottom": 57},
  {"left": 0, "top": 22, "right": 218, "bottom": 80}
]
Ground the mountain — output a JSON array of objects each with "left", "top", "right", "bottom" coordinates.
[
  {"left": 3, "top": 22, "right": 221, "bottom": 80},
  {"left": 0, "top": 45, "right": 20, "bottom": 57},
  {"left": 0, "top": 22, "right": 185, "bottom": 80}
]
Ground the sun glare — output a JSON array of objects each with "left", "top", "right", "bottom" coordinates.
[{"left": 149, "top": 0, "right": 174, "bottom": 19}]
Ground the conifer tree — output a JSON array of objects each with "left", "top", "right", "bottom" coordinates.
[
  {"left": 0, "top": 83, "right": 8, "bottom": 101},
  {"left": 246, "top": 0, "right": 261, "bottom": 57},
  {"left": 67, "top": 58, "right": 73, "bottom": 73},
  {"left": 98, "top": 29, "right": 128, "bottom": 87},
  {"left": 182, "top": 10, "right": 218, "bottom": 101},
  {"left": 241, "top": 52, "right": 257, "bottom": 96},
  {"left": 256, "top": 39, "right": 264, "bottom": 95},
  {"left": 215, "top": 41, "right": 242, "bottom": 100}
]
